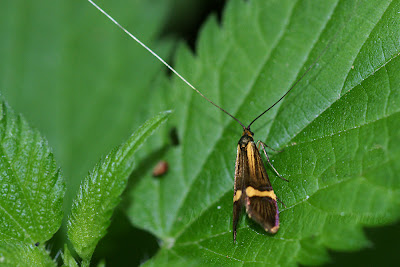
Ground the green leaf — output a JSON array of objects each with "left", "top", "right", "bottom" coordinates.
[
  {"left": 126, "top": 0, "right": 400, "bottom": 265},
  {"left": 0, "top": 0, "right": 172, "bottom": 214},
  {"left": 1, "top": 0, "right": 399, "bottom": 265},
  {"left": 62, "top": 244, "right": 78, "bottom": 267},
  {"left": 67, "top": 111, "right": 170, "bottom": 262},
  {"left": 0, "top": 241, "right": 56, "bottom": 267},
  {"left": 0, "top": 101, "right": 65, "bottom": 244}
]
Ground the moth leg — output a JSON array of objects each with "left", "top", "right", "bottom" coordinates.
[
  {"left": 258, "top": 142, "right": 283, "bottom": 153},
  {"left": 257, "top": 141, "right": 289, "bottom": 182},
  {"left": 276, "top": 196, "right": 287, "bottom": 208}
]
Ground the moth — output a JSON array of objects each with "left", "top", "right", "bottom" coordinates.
[
  {"left": 88, "top": 0, "right": 333, "bottom": 242},
  {"left": 233, "top": 128, "right": 280, "bottom": 242}
]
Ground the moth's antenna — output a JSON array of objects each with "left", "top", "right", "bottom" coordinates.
[
  {"left": 87, "top": 0, "right": 246, "bottom": 129},
  {"left": 247, "top": 41, "right": 331, "bottom": 129}
]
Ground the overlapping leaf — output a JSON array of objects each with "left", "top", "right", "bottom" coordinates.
[
  {"left": 68, "top": 111, "right": 170, "bottom": 262},
  {"left": 0, "top": 101, "right": 64, "bottom": 265},
  {"left": 0, "top": 101, "right": 64, "bottom": 244}
]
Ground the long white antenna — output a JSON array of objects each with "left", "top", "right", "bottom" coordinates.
[{"left": 87, "top": 0, "right": 246, "bottom": 128}]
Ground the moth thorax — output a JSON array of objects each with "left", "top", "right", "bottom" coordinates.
[{"left": 239, "top": 131, "right": 254, "bottom": 147}]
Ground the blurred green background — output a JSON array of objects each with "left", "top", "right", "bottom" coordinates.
[{"left": 0, "top": 0, "right": 399, "bottom": 266}]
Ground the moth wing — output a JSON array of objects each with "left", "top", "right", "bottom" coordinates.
[
  {"left": 244, "top": 141, "right": 279, "bottom": 234},
  {"left": 233, "top": 144, "right": 246, "bottom": 242}
]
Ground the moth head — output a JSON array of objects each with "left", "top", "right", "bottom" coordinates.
[{"left": 243, "top": 127, "right": 254, "bottom": 137}]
